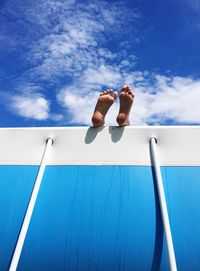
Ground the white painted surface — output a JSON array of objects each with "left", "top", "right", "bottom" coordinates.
[
  {"left": 0, "top": 126, "right": 200, "bottom": 166},
  {"left": 150, "top": 138, "right": 177, "bottom": 271}
]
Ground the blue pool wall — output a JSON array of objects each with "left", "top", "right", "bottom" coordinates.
[{"left": 0, "top": 165, "right": 200, "bottom": 270}]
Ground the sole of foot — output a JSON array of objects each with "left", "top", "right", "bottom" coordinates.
[
  {"left": 92, "top": 89, "right": 118, "bottom": 127},
  {"left": 116, "top": 85, "right": 134, "bottom": 126}
]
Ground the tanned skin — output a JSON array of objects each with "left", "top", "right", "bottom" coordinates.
[{"left": 92, "top": 85, "right": 134, "bottom": 127}]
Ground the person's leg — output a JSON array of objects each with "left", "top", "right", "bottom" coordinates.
[
  {"left": 92, "top": 89, "right": 118, "bottom": 127},
  {"left": 116, "top": 85, "right": 134, "bottom": 126}
]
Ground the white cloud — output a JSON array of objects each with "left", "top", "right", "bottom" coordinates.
[
  {"left": 1, "top": 0, "right": 200, "bottom": 126},
  {"left": 57, "top": 88, "right": 98, "bottom": 124},
  {"left": 0, "top": 0, "right": 140, "bottom": 123},
  {"left": 10, "top": 95, "right": 50, "bottom": 120},
  {"left": 133, "top": 75, "right": 200, "bottom": 125},
  {"left": 149, "top": 75, "right": 200, "bottom": 123},
  {"left": 57, "top": 74, "right": 200, "bottom": 126},
  {"left": 83, "top": 65, "right": 122, "bottom": 86},
  {"left": 19, "top": 0, "right": 137, "bottom": 83}
]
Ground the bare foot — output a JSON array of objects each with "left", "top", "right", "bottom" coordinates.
[
  {"left": 116, "top": 85, "right": 134, "bottom": 126},
  {"left": 92, "top": 89, "right": 118, "bottom": 127}
]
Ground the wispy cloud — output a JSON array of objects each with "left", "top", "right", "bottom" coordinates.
[
  {"left": 1, "top": 0, "right": 200, "bottom": 126},
  {"left": 0, "top": 0, "right": 141, "bottom": 122},
  {"left": 0, "top": 0, "right": 139, "bottom": 116}
]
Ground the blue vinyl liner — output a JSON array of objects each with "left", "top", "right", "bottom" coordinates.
[
  {"left": 0, "top": 165, "right": 200, "bottom": 270},
  {"left": 0, "top": 166, "right": 39, "bottom": 271}
]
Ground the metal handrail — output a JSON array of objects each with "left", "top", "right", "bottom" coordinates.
[
  {"left": 9, "top": 138, "right": 53, "bottom": 271},
  {"left": 150, "top": 137, "right": 177, "bottom": 271}
]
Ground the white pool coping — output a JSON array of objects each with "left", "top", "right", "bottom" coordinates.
[{"left": 0, "top": 126, "right": 200, "bottom": 166}]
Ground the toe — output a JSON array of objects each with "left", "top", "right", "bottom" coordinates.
[
  {"left": 121, "top": 85, "right": 132, "bottom": 95},
  {"left": 113, "top": 91, "right": 118, "bottom": 98},
  {"left": 128, "top": 89, "right": 134, "bottom": 98},
  {"left": 121, "top": 85, "right": 127, "bottom": 92},
  {"left": 126, "top": 86, "right": 131, "bottom": 92},
  {"left": 121, "top": 88, "right": 126, "bottom": 94}
]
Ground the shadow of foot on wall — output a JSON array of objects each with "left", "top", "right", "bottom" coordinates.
[
  {"left": 108, "top": 126, "right": 125, "bottom": 143},
  {"left": 84, "top": 126, "right": 105, "bottom": 144},
  {"left": 84, "top": 126, "right": 125, "bottom": 144}
]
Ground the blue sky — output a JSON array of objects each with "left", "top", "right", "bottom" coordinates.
[{"left": 1, "top": 0, "right": 200, "bottom": 127}]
